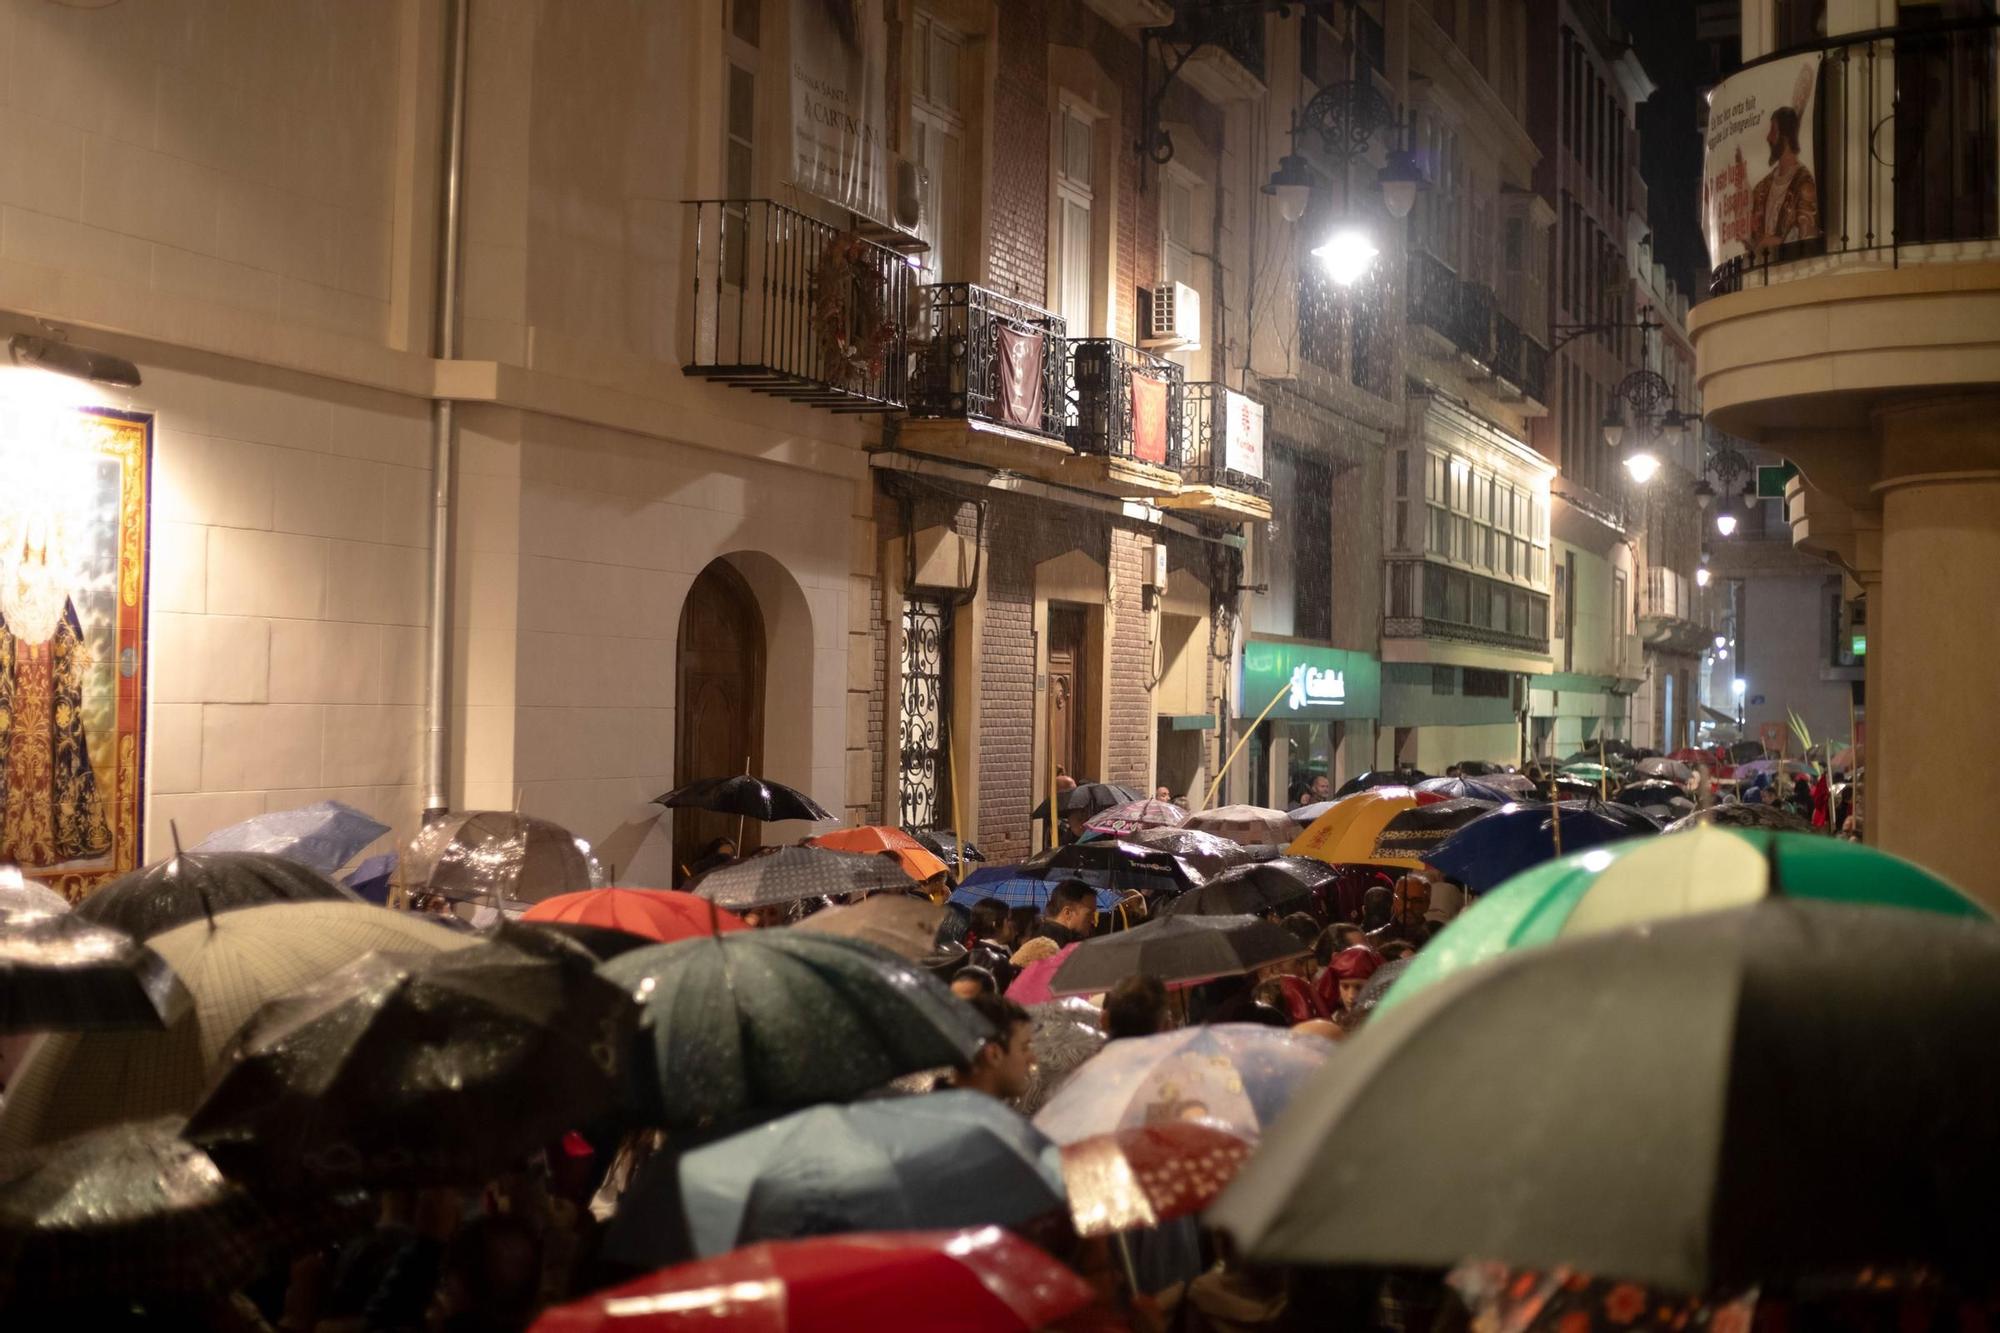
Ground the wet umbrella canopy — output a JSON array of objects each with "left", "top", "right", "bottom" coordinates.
[
  {"left": 616, "top": 1090, "right": 1066, "bottom": 1261},
  {"left": 1034, "top": 1025, "right": 1330, "bottom": 1144},
  {"left": 0, "top": 914, "right": 189, "bottom": 1034},
  {"left": 0, "top": 1117, "right": 363, "bottom": 1305},
  {"left": 1333, "top": 768, "right": 1428, "bottom": 797},
  {"left": 1159, "top": 858, "right": 1336, "bottom": 917},
  {"left": 1208, "top": 900, "right": 2000, "bottom": 1291},
  {"left": 1061, "top": 1122, "right": 1251, "bottom": 1237},
  {"left": 1046, "top": 914, "right": 1308, "bottom": 996},
  {"left": 521, "top": 887, "right": 747, "bottom": 943},
  {"left": 405, "top": 811, "right": 598, "bottom": 919},
  {"left": 603, "top": 931, "right": 992, "bottom": 1130},
  {"left": 1028, "top": 782, "right": 1143, "bottom": 821},
  {"left": 1665, "top": 801, "right": 1814, "bottom": 833},
  {"left": 1181, "top": 805, "right": 1302, "bottom": 847},
  {"left": 1013, "top": 998, "right": 1105, "bottom": 1117},
  {"left": 534, "top": 1228, "right": 1097, "bottom": 1333},
  {"left": 190, "top": 800, "right": 390, "bottom": 877},
  {"left": 185, "top": 939, "right": 632, "bottom": 1190},
  {"left": 1427, "top": 801, "right": 1655, "bottom": 893},
  {"left": 657, "top": 776, "right": 835, "bottom": 823},
  {"left": 691, "top": 846, "right": 913, "bottom": 911},
  {"left": 1083, "top": 798, "right": 1187, "bottom": 837},
  {"left": 901, "top": 827, "right": 985, "bottom": 866},
  {"left": 793, "top": 894, "right": 944, "bottom": 961},
  {"left": 1123, "top": 827, "right": 1275, "bottom": 879},
  {"left": 74, "top": 850, "right": 357, "bottom": 939}
]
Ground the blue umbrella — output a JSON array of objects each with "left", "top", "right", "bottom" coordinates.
[
  {"left": 191, "top": 801, "right": 389, "bottom": 876},
  {"left": 1428, "top": 801, "right": 1654, "bottom": 893},
  {"left": 948, "top": 877, "right": 1124, "bottom": 913},
  {"left": 341, "top": 853, "right": 397, "bottom": 906},
  {"left": 609, "top": 1090, "right": 1066, "bottom": 1263}
]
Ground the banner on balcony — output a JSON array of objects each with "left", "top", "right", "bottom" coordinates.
[
  {"left": 996, "top": 324, "right": 1045, "bottom": 430},
  {"left": 1701, "top": 52, "right": 1821, "bottom": 269},
  {"left": 1222, "top": 389, "right": 1265, "bottom": 480},
  {"left": 790, "top": 0, "right": 890, "bottom": 226},
  {"left": 1132, "top": 373, "right": 1169, "bottom": 466}
]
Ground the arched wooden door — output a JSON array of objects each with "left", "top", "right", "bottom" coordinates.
[{"left": 674, "top": 560, "right": 765, "bottom": 883}]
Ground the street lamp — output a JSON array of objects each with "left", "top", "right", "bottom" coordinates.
[
  {"left": 1376, "top": 149, "right": 1426, "bottom": 221},
  {"left": 1732, "top": 678, "right": 1748, "bottom": 697},
  {"left": 1714, "top": 634, "right": 1727, "bottom": 649},
  {"left": 1600, "top": 407, "right": 1626, "bottom": 450},
  {"left": 1715, "top": 511, "right": 1739, "bottom": 537},
  {"left": 1263, "top": 153, "right": 1313, "bottom": 224},
  {"left": 1312, "top": 227, "right": 1380, "bottom": 286},
  {"left": 1622, "top": 448, "right": 1660, "bottom": 484},
  {"left": 1695, "top": 565, "right": 1712, "bottom": 588}
]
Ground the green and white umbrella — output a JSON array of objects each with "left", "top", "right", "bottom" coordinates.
[{"left": 1380, "top": 828, "right": 1985, "bottom": 1015}]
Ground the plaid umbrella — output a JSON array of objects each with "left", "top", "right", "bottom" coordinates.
[
  {"left": 190, "top": 800, "right": 390, "bottom": 876},
  {"left": 405, "top": 811, "right": 597, "bottom": 919},
  {"left": 0, "top": 1117, "right": 364, "bottom": 1306},
  {"left": 0, "top": 914, "right": 189, "bottom": 1034},
  {"left": 187, "top": 938, "right": 632, "bottom": 1190},
  {"left": 692, "top": 846, "right": 912, "bottom": 911},
  {"left": 794, "top": 895, "right": 944, "bottom": 961},
  {"left": 0, "top": 901, "right": 476, "bottom": 1150},
  {"left": 1180, "top": 805, "right": 1299, "bottom": 847},
  {"left": 657, "top": 776, "right": 834, "bottom": 823},
  {"left": 603, "top": 931, "right": 992, "bottom": 1131},
  {"left": 75, "top": 851, "right": 357, "bottom": 939}
]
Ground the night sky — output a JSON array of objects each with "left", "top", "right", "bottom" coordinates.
[{"left": 1617, "top": 0, "right": 1708, "bottom": 299}]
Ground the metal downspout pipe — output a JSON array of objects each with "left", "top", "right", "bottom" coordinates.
[{"left": 423, "top": 0, "right": 469, "bottom": 822}]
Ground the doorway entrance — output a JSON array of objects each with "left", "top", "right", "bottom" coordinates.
[
  {"left": 674, "top": 560, "right": 765, "bottom": 882},
  {"left": 1047, "top": 604, "right": 1090, "bottom": 784}
]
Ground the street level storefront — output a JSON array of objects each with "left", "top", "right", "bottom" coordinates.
[
  {"left": 1378, "top": 663, "right": 1525, "bottom": 775},
  {"left": 1527, "top": 672, "right": 1634, "bottom": 762},
  {"left": 1237, "top": 640, "right": 1381, "bottom": 807}
]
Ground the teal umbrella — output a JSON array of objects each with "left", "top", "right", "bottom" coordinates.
[{"left": 1381, "top": 828, "right": 1985, "bottom": 1015}]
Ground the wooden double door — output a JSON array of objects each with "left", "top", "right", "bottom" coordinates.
[{"left": 673, "top": 561, "right": 764, "bottom": 882}]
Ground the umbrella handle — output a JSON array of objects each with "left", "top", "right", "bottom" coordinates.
[{"left": 1114, "top": 1231, "right": 1143, "bottom": 1300}]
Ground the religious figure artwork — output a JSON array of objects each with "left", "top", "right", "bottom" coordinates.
[{"left": 0, "top": 406, "right": 149, "bottom": 899}]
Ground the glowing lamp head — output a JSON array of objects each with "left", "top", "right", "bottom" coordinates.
[
  {"left": 1312, "top": 227, "right": 1380, "bottom": 286},
  {"left": 1715, "top": 512, "right": 1739, "bottom": 536},
  {"left": 1623, "top": 450, "right": 1660, "bottom": 484},
  {"left": 1696, "top": 566, "right": 1712, "bottom": 588},
  {"left": 1732, "top": 677, "right": 1748, "bottom": 697}
]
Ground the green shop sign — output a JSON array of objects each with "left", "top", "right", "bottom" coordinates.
[{"left": 1240, "top": 640, "right": 1382, "bottom": 720}]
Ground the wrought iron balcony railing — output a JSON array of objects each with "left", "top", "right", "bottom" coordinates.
[
  {"left": 1455, "top": 281, "right": 1497, "bottom": 365},
  {"left": 684, "top": 199, "right": 910, "bottom": 411},
  {"left": 1710, "top": 14, "right": 2000, "bottom": 295},
  {"left": 1384, "top": 558, "right": 1551, "bottom": 655},
  {"left": 1408, "top": 250, "right": 1458, "bottom": 339},
  {"left": 1179, "top": 382, "right": 1271, "bottom": 497},
  {"left": 1067, "top": 338, "right": 1185, "bottom": 468},
  {"left": 907, "top": 284, "right": 1068, "bottom": 441},
  {"left": 1166, "top": 0, "right": 1267, "bottom": 83},
  {"left": 1491, "top": 315, "right": 1550, "bottom": 404}
]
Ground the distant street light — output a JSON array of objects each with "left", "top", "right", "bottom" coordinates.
[
  {"left": 1715, "top": 512, "right": 1739, "bottom": 536},
  {"left": 1714, "top": 635, "right": 1727, "bottom": 648},
  {"left": 1622, "top": 449, "right": 1660, "bottom": 484},
  {"left": 1312, "top": 228, "right": 1379, "bottom": 286},
  {"left": 1732, "top": 678, "right": 1748, "bottom": 696},
  {"left": 1695, "top": 566, "right": 1712, "bottom": 587}
]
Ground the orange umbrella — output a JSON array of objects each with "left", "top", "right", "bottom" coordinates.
[
  {"left": 520, "top": 888, "right": 745, "bottom": 942},
  {"left": 807, "top": 827, "right": 950, "bottom": 882}
]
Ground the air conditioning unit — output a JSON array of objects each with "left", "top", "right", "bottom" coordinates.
[{"left": 1143, "top": 280, "right": 1201, "bottom": 349}]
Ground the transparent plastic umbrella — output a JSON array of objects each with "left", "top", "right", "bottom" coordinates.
[{"left": 1032, "top": 1024, "right": 1331, "bottom": 1144}]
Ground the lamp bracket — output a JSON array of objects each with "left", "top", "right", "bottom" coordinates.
[{"left": 1138, "top": 2, "right": 1300, "bottom": 173}]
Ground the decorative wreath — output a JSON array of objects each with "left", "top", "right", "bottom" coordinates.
[{"left": 813, "top": 233, "right": 896, "bottom": 383}]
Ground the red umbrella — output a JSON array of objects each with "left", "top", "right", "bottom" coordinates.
[
  {"left": 1059, "top": 1122, "right": 1251, "bottom": 1237},
  {"left": 529, "top": 1227, "right": 1097, "bottom": 1332},
  {"left": 519, "top": 888, "right": 745, "bottom": 942},
  {"left": 1004, "top": 942, "right": 1081, "bottom": 1005}
]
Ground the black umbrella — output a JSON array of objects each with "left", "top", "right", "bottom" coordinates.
[
  {"left": 1022, "top": 839, "right": 1199, "bottom": 894},
  {"left": 902, "top": 828, "right": 985, "bottom": 865},
  {"left": 505, "top": 918, "right": 656, "bottom": 962},
  {"left": 1047, "top": 914, "right": 1310, "bottom": 995},
  {"left": 691, "top": 846, "right": 912, "bottom": 911},
  {"left": 1333, "top": 769, "right": 1428, "bottom": 798},
  {"left": 0, "top": 1117, "right": 364, "bottom": 1305},
  {"left": 1209, "top": 900, "right": 2000, "bottom": 1292},
  {"left": 1664, "top": 802, "right": 1814, "bottom": 833},
  {"left": 1160, "top": 859, "right": 1336, "bottom": 917},
  {"left": 658, "top": 776, "right": 834, "bottom": 823},
  {"left": 73, "top": 851, "right": 355, "bottom": 939},
  {"left": 1350, "top": 955, "right": 1410, "bottom": 1017},
  {"left": 1029, "top": 782, "right": 1144, "bottom": 821},
  {"left": 0, "top": 915, "right": 189, "bottom": 1034},
  {"left": 186, "top": 939, "right": 631, "bottom": 1191},
  {"left": 1125, "top": 827, "right": 1276, "bottom": 879},
  {"left": 602, "top": 931, "right": 992, "bottom": 1131}
]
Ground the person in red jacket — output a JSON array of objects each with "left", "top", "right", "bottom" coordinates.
[{"left": 1315, "top": 944, "right": 1385, "bottom": 1031}]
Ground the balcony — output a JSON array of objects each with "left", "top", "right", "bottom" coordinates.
[
  {"left": 1384, "top": 559, "right": 1552, "bottom": 657},
  {"left": 902, "top": 284, "right": 1071, "bottom": 470},
  {"left": 1060, "top": 338, "right": 1185, "bottom": 498},
  {"left": 1408, "top": 251, "right": 1459, "bottom": 343},
  {"left": 1159, "top": 382, "right": 1274, "bottom": 523},
  {"left": 1709, "top": 15, "right": 2000, "bottom": 296},
  {"left": 1491, "top": 315, "right": 1550, "bottom": 405},
  {"left": 1164, "top": 0, "right": 1268, "bottom": 101},
  {"left": 684, "top": 199, "right": 910, "bottom": 412},
  {"left": 1640, "top": 568, "right": 1713, "bottom": 655},
  {"left": 1454, "top": 281, "right": 1496, "bottom": 367}
]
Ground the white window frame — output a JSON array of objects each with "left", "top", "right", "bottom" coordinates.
[
  {"left": 1050, "top": 95, "right": 1103, "bottom": 337},
  {"left": 910, "top": 10, "right": 966, "bottom": 285}
]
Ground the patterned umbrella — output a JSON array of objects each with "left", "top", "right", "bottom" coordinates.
[
  {"left": 186, "top": 939, "right": 632, "bottom": 1190},
  {"left": 531, "top": 1228, "right": 1097, "bottom": 1333},
  {"left": 793, "top": 894, "right": 944, "bottom": 961},
  {"left": 658, "top": 776, "right": 835, "bottom": 823},
  {"left": 190, "top": 800, "right": 391, "bottom": 876},
  {"left": 0, "top": 914, "right": 189, "bottom": 1034},
  {"left": 0, "top": 1117, "right": 364, "bottom": 1305},
  {"left": 1061, "top": 1122, "right": 1251, "bottom": 1236},
  {"left": 807, "top": 827, "right": 949, "bottom": 882},
  {"left": 0, "top": 901, "right": 477, "bottom": 1150},
  {"left": 521, "top": 887, "right": 746, "bottom": 942},
  {"left": 1084, "top": 799, "right": 1187, "bottom": 837},
  {"left": 404, "top": 811, "right": 598, "bottom": 920},
  {"left": 1180, "top": 805, "right": 1299, "bottom": 847},
  {"left": 1288, "top": 788, "right": 1427, "bottom": 868},
  {"left": 74, "top": 851, "right": 357, "bottom": 939},
  {"left": 602, "top": 931, "right": 992, "bottom": 1130},
  {"left": 1033, "top": 1025, "right": 1330, "bottom": 1143},
  {"left": 691, "top": 846, "right": 912, "bottom": 911}
]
